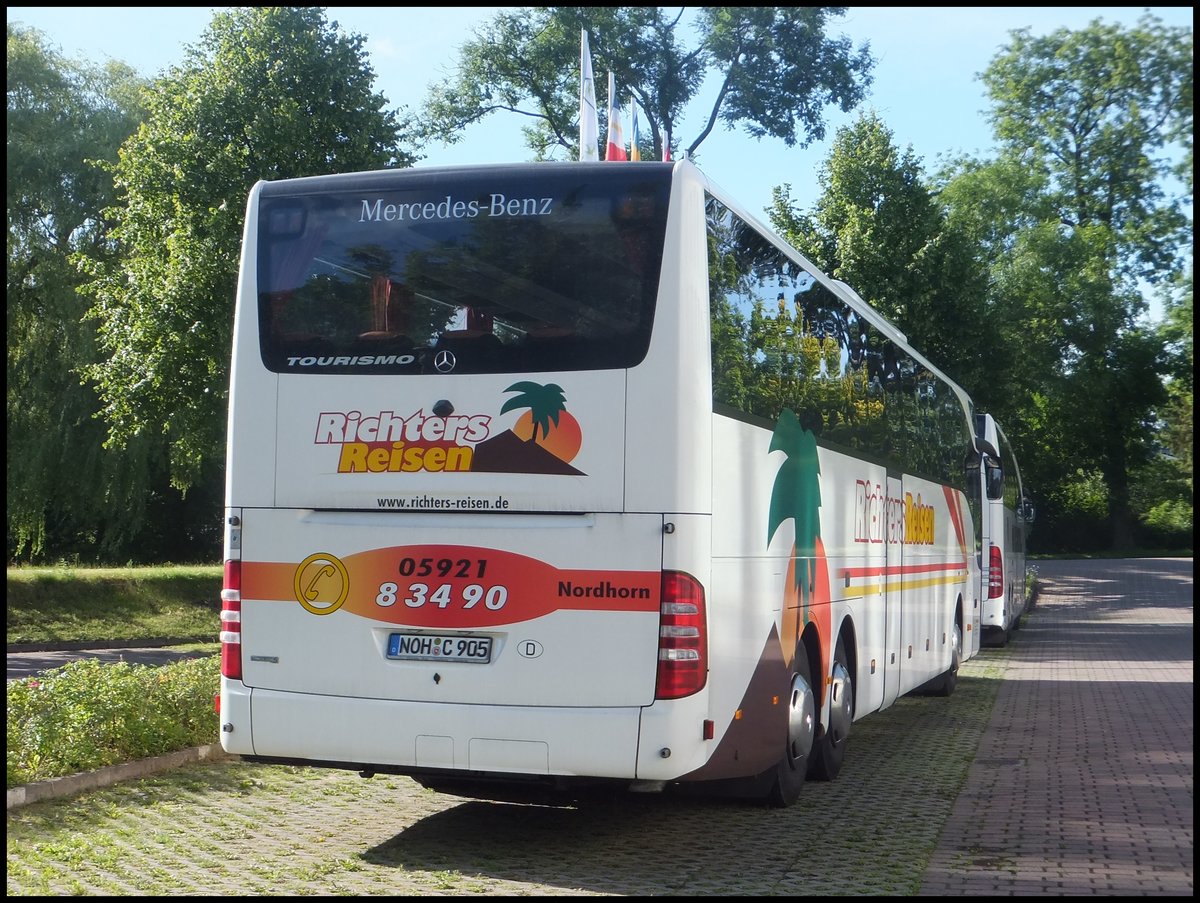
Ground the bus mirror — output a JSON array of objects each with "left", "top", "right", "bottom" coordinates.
[{"left": 1020, "top": 497, "right": 1037, "bottom": 522}]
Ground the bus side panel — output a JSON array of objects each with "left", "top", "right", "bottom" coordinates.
[
  {"left": 226, "top": 365, "right": 279, "bottom": 508},
  {"left": 626, "top": 167, "right": 736, "bottom": 782},
  {"left": 705, "top": 415, "right": 972, "bottom": 731},
  {"left": 713, "top": 416, "right": 790, "bottom": 669},
  {"left": 1008, "top": 504, "right": 1027, "bottom": 614},
  {"left": 1000, "top": 423, "right": 1029, "bottom": 619},
  {"left": 962, "top": 529, "right": 982, "bottom": 663},
  {"left": 624, "top": 163, "right": 711, "bottom": 516},
  {"left": 693, "top": 413, "right": 798, "bottom": 780},
  {"left": 816, "top": 450, "right": 892, "bottom": 715},
  {"left": 894, "top": 473, "right": 971, "bottom": 694},
  {"left": 226, "top": 185, "right": 278, "bottom": 508},
  {"left": 826, "top": 465, "right": 973, "bottom": 712}
]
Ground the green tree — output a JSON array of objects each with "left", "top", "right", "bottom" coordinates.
[
  {"left": 933, "top": 153, "right": 1057, "bottom": 423},
  {"left": 421, "top": 6, "right": 873, "bottom": 161},
  {"left": 76, "top": 7, "right": 419, "bottom": 494},
  {"left": 6, "top": 23, "right": 159, "bottom": 561},
  {"left": 1133, "top": 272, "right": 1193, "bottom": 547},
  {"left": 767, "top": 112, "right": 991, "bottom": 394},
  {"left": 1158, "top": 276, "right": 1193, "bottom": 473},
  {"left": 964, "top": 14, "right": 1192, "bottom": 549}
]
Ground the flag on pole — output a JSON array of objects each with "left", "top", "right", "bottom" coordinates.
[
  {"left": 578, "top": 30, "right": 599, "bottom": 162},
  {"left": 663, "top": 136, "right": 672, "bottom": 162},
  {"left": 605, "top": 71, "right": 627, "bottom": 161},
  {"left": 629, "top": 96, "right": 641, "bottom": 162}
]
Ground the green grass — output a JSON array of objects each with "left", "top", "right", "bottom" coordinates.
[{"left": 7, "top": 565, "right": 222, "bottom": 646}]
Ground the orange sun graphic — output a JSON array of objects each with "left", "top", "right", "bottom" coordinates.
[{"left": 512, "top": 409, "right": 583, "bottom": 463}]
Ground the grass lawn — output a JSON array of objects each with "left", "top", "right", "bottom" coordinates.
[{"left": 7, "top": 565, "right": 222, "bottom": 646}]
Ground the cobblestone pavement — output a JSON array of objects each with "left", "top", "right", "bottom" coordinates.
[
  {"left": 920, "top": 558, "right": 1193, "bottom": 896},
  {"left": 6, "top": 559, "right": 1192, "bottom": 895}
]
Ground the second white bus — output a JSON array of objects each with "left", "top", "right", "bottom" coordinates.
[
  {"left": 974, "top": 412, "right": 1033, "bottom": 646},
  {"left": 218, "top": 159, "right": 990, "bottom": 807}
]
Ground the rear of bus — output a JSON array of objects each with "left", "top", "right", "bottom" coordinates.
[
  {"left": 218, "top": 162, "right": 715, "bottom": 797},
  {"left": 975, "top": 413, "right": 1028, "bottom": 645}
]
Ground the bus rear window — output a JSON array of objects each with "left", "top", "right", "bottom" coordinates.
[{"left": 256, "top": 166, "right": 671, "bottom": 375}]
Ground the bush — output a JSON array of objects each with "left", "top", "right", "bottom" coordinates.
[
  {"left": 7, "top": 655, "right": 220, "bottom": 788},
  {"left": 1140, "top": 499, "right": 1193, "bottom": 544}
]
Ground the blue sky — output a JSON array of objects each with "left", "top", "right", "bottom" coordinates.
[{"left": 8, "top": 6, "right": 1191, "bottom": 222}]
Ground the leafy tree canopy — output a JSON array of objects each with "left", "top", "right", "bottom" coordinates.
[
  {"left": 955, "top": 13, "right": 1192, "bottom": 548},
  {"left": 768, "top": 112, "right": 991, "bottom": 395},
  {"left": 7, "top": 24, "right": 144, "bottom": 253},
  {"left": 420, "top": 6, "right": 873, "bottom": 161},
  {"left": 7, "top": 23, "right": 156, "bottom": 561},
  {"left": 76, "top": 6, "right": 419, "bottom": 490},
  {"left": 982, "top": 13, "right": 1192, "bottom": 286},
  {"left": 1157, "top": 272, "right": 1193, "bottom": 474}
]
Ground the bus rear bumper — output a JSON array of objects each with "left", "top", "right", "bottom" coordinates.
[{"left": 220, "top": 679, "right": 657, "bottom": 780}]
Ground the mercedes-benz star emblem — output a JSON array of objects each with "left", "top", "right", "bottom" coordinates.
[{"left": 433, "top": 349, "right": 457, "bottom": 373}]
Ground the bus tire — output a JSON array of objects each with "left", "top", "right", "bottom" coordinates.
[
  {"left": 765, "top": 642, "right": 816, "bottom": 808},
  {"left": 932, "top": 619, "right": 962, "bottom": 697},
  {"left": 808, "top": 635, "right": 852, "bottom": 781}
]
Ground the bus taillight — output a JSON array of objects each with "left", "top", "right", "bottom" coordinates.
[
  {"left": 656, "top": 571, "right": 707, "bottom": 699},
  {"left": 220, "top": 559, "right": 243, "bottom": 680},
  {"left": 987, "top": 544, "right": 1004, "bottom": 599}
]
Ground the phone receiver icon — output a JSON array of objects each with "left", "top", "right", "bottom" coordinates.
[{"left": 304, "top": 564, "right": 336, "bottom": 600}]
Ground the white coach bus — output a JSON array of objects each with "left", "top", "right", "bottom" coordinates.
[
  {"left": 973, "top": 412, "right": 1033, "bottom": 646},
  {"left": 218, "top": 160, "right": 989, "bottom": 807}
]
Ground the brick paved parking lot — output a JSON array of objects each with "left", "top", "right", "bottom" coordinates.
[
  {"left": 6, "top": 559, "right": 1192, "bottom": 896},
  {"left": 921, "top": 558, "right": 1193, "bottom": 896}
]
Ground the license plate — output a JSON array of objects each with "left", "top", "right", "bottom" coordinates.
[{"left": 387, "top": 633, "right": 492, "bottom": 663}]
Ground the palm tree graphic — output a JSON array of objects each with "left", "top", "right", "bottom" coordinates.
[
  {"left": 501, "top": 382, "right": 567, "bottom": 443},
  {"left": 767, "top": 409, "right": 822, "bottom": 615}
]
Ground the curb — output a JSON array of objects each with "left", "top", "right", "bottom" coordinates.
[{"left": 7, "top": 744, "right": 235, "bottom": 811}]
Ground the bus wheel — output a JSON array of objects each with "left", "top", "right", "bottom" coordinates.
[
  {"left": 932, "top": 620, "right": 962, "bottom": 697},
  {"left": 809, "top": 636, "right": 852, "bottom": 780},
  {"left": 766, "top": 643, "right": 816, "bottom": 808}
]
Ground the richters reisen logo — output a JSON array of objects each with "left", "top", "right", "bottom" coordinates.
[
  {"left": 852, "top": 479, "right": 935, "bottom": 545},
  {"left": 314, "top": 408, "right": 491, "bottom": 473},
  {"left": 311, "top": 383, "right": 587, "bottom": 477}
]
